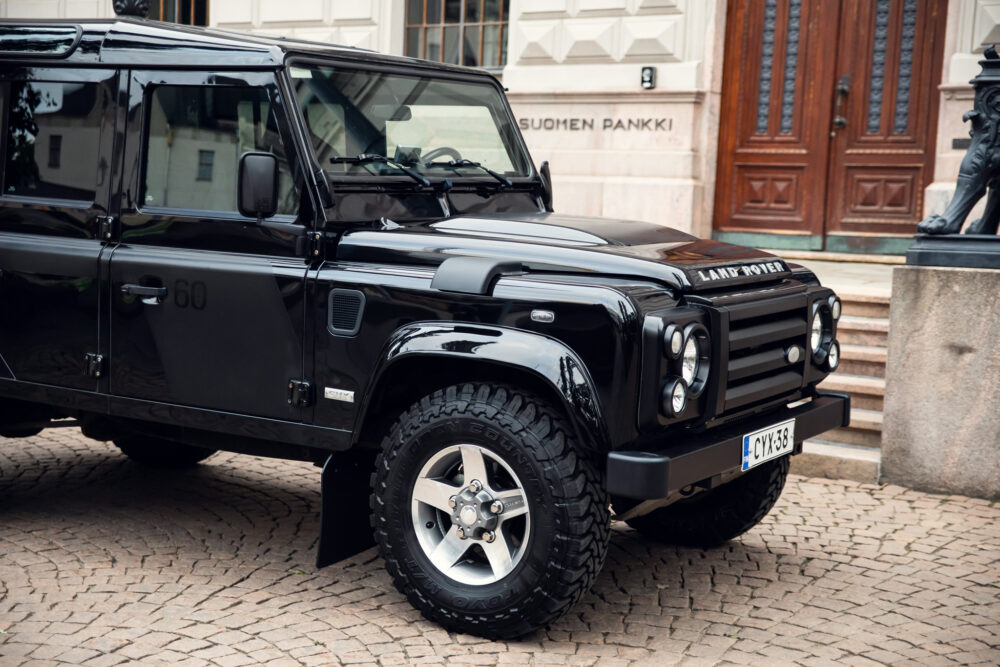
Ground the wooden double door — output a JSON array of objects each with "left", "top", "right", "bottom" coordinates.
[{"left": 713, "top": 0, "right": 948, "bottom": 253}]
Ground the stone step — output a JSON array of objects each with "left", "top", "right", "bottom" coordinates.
[
  {"left": 825, "top": 407, "right": 883, "bottom": 448},
  {"left": 838, "top": 344, "right": 887, "bottom": 378},
  {"left": 840, "top": 292, "right": 891, "bottom": 319},
  {"left": 819, "top": 373, "right": 885, "bottom": 412},
  {"left": 790, "top": 439, "right": 881, "bottom": 483},
  {"left": 837, "top": 315, "right": 889, "bottom": 347}
]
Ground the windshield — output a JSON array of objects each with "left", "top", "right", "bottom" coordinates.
[{"left": 288, "top": 65, "right": 531, "bottom": 181}]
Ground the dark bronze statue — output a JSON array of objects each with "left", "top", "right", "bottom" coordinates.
[
  {"left": 113, "top": 0, "right": 150, "bottom": 19},
  {"left": 919, "top": 45, "right": 1000, "bottom": 236}
]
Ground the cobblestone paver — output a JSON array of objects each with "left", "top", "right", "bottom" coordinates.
[{"left": 1, "top": 428, "right": 998, "bottom": 666}]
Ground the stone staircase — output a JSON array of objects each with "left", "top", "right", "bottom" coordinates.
[{"left": 793, "top": 291, "right": 890, "bottom": 483}]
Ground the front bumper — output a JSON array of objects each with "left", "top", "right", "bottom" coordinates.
[{"left": 607, "top": 392, "right": 850, "bottom": 500}]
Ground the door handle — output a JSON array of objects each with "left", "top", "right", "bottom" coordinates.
[
  {"left": 121, "top": 284, "right": 167, "bottom": 297},
  {"left": 831, "top": 75, "right": 850, "bottom": 136},
  {"left": 121, "top": 283, "right": 167, "bottom": 305}
]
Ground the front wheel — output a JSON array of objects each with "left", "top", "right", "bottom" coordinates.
[
  {"left": 626, "top": 456, "right": 790, "bottom": 547},
  {"left": 371, "top": 383, "right": 610, "bottom": 639}
]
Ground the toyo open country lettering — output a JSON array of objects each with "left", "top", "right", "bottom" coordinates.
[{"left": 0, "top": 14, "right": 849, "bottom": 639}]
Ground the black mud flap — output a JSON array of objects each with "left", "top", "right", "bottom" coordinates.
[{"left": 316, "top": 451, "right": 377, "bottom": 569}]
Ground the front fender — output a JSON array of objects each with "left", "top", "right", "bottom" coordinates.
[{"left": 355, "top": 322, "right": 610, "bottom": 451}]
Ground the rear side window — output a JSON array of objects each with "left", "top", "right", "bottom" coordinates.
[
  {"left": 143, "top": 85, "right": 297, "bottom": 216},
  {"left": 3, "top": 81, "right": 104, "bottom": 201}
]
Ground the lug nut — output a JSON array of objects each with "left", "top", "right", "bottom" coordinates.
[
  {"left": 469, "top": 479, "right": 483, "bottom": 492},
  {"left": 456, "top": 527, "right": 466, "bottom": 539},
  {"left": 490, "top": 500, "right": 503, "bottom": 514},
  {"left": 483, "top": 530, "right": 496, "bottom": 543},
  {"left": 448, "top": 495, "right": 457, "bottom": 509}
]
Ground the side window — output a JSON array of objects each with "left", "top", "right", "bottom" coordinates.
[
  {"left": 143, "top": 85, "right": 297, "bottom": 216},
  {"left": 3, "top": 80, "right": 105, "bottom": 202}
]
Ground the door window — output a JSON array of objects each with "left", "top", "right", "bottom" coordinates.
[
  {"left": 143, "top": 85, "right": 297, "bottom": 217},
  {"left": 3, "top": 80, "right": 106, "bottom": 202}
]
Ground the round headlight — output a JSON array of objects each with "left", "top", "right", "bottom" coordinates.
[
  {"left": 671, "top": 381, "right": 687, "bottom": 414},
  {"left": 810, "top": 314, "right": 823, "bottom": 352},
  {"left": 669, "top": 328, "right": 683, "bottom": 357},
  {"left": 827, "top": 340, "right": 840, "bottom": 371},
  {"left": 682, "top": 337, "right": 699, "bottom": 384},
  {"left": 661, "top": 378, "right": 687, "bottom": 416},
  {"left": 830, "top": 297, "right": 842, "bottom": 321}
]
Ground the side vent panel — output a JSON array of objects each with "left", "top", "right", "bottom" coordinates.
[{"left": 327, "top": 288, "right": 365, "bottom": 336}]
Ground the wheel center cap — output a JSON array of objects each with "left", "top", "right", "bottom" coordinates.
[{"left": 460, "top": 505, "right": 478, "bottom": 526}]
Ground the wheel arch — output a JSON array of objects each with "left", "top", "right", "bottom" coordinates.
[{"left": 353, "top": 323, "right": 610, "bottom": 453}]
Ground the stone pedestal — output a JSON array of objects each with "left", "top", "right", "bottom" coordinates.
[{"left": 881, "top": 266, "right": 1000, "bottom": 499}]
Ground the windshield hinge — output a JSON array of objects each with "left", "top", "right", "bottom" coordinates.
[
  {"left": 288, "top": 379, "right": 313, "bottom": 408},
  {"left": 98, "top": 216, "right": 115, "bottom": 241},
  {"left": 85, "top": 353, "right": 105, "bottom": 378},
  {"left": 300, "top": 231, "right": 323, "bottom": 259}
]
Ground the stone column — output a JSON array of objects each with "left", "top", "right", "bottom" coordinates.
[{"left": 881, "top": 265, "right": 1000, "bottom": 499}]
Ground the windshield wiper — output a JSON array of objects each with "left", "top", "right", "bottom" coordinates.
[
  {"left": 425, "top": 159, "right": 513, "bottom": 187},
  {"left": 331, "top": 153, "right": 431, "bottom": 187}
]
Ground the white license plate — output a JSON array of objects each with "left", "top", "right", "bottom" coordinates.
[{"left": 741, "top": 419, "right": 795, "bottom": 471}]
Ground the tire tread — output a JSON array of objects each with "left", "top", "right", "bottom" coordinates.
[{"left": 370, "top": 382, "right": 610, "bottom": 638}]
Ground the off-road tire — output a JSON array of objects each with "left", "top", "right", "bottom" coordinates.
[
  {"left": 115, "top": 436, "right": 217, "bottom": 468},
  {"left": 371, "top": 383, "right": 611, "bottom": 639},
  {"left": 626, "top": 456, "right": 789, "bottom": 547}
]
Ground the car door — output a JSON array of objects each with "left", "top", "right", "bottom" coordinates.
[
  {"left": 109, "top": 70, "right": 310, "bottom": 420},
  {"left": 0, "top": 67, "right": 117, "bottom": 391}
]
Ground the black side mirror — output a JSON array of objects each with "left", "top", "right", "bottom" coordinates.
[
  {"left": 539, "top": 160, "right": 554, "bottom": 212},
  {"left": 238, "top": 152, "right": 279, "bottom": 222}
]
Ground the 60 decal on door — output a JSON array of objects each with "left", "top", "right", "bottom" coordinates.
[{"left": 173, "top": 280, "right": 207, "bottom": 310}]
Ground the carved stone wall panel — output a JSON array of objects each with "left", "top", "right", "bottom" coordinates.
[
  {"left": 578, "top": 0, "right": 628, "bottom": 14},
  {"left": 212, "top": 1, "right": 253, "bottom": 24},
  {"left": 210, "top": 1, "right": 402, "bottom": 58},
  {"left": 514, "top": 21, "right": 560, "bottom": 62},
  {"left": 260, "top": 0, "right": 324, "bottom": 24},
  {"left": 331, "top": 0, "right": 376, "bottom": 22},
  {"left": 633, "top": 0, "right": 682, "bottom": 13},
  {"left": 973, "top": 1, "right": 1000, "bottom": 48},
  {"left": 519, "top": 0, "right": 572, "bottom": 17},
  {"left": 620, "top": 16, "right": 680, "bottom": 61},
  {"left": 560, "top": 18, "right": 618, "bottom": 62},
  {"left": 65, "top": 0, "right": 110, "bottom": 18},
  {"left": 3, "top": 0, "right": 63, "bottom": 17}
]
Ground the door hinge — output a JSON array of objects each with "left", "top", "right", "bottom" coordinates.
[
  {"left": 98, "top": 216, "right": 115, "bottom": 241},
  {"left": 85, "top": 353, "right": 105, "bottom": 378},
  {"left": 288, "top": 379, "right": 313, "bottom": 408}
]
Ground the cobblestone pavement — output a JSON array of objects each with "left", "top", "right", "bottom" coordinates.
[{"left": 1, "top": 428, "right": 998, "bottom": 666}]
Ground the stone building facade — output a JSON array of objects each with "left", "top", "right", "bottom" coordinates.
[{"left": 2, "top": 0, "right": 996, "bottom": 252}]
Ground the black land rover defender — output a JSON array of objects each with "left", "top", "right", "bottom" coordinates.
[{"left": 0, "top": 12, "right": 849, "bottom": 638}]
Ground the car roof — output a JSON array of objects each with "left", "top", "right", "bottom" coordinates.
[{"left": 0, "top": 18, "right": 486, "bottom": 76}]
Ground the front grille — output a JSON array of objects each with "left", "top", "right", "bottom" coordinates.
[{"left": 721, "top": 294, "right": 808, "bottom": 414}]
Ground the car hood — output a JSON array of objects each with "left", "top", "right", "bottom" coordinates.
[{"left": 336, "top": 212, "right": 793, "bottom": 292}]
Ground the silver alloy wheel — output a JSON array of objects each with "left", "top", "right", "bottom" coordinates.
[{"left": 410, "top": 444, "right": 531, "bottom": 586}]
